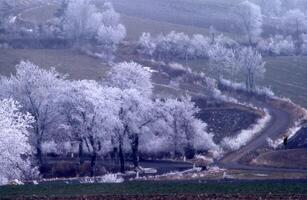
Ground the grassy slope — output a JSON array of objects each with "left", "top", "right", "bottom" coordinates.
[
  {"left": 4, "top": 0, "right": 307, "bottom": 109},
  {"left": 184, "top": 57, "right": 307, "bottom": 108},
  {"left": 112, "top": 0, "right": 307, "bottom": 108},
  {"left": 1, "top": 181, "right": 307, "bottom": 198},
  {"left": 0, "top": 49, "right": 109, "bottom": 80}
]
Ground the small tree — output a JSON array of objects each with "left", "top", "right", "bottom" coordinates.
[{"left": 238, "top": 47, "right": 266, "bottom": 92}]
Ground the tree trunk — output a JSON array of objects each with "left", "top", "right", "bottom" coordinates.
[
  {"left": 131, "top": 135, "right": 139, "bottom": 169},
  {"left": 90, "top": 151, "right": 97, "bottom": 177},
  {"left": 118, "top": 141, "right": 125, "bottom": 173},
  {"left": 78, "top": 139, "right": 84, "bottom": 165},
  {"left": 36, "top": 143, "right": 43, "bottom": 169}
]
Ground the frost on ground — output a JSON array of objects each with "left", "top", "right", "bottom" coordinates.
[
  {"left": 192, "top": 154, "right": 214, "bottom": 165},
  {"left": 221, "top": 109, "right": 271, "bottom": 151},
  {"left": 40, "top": 174, "right": 124, "bottom": 184},
  {"left": 135, "top": 166, "right": 226, "bottom": 181},
  {"left": 219, "top": 78, "right": 275, "bottom": 98},
  {"left": 80, "top": 174, "right": 124, "bottom": 184}
]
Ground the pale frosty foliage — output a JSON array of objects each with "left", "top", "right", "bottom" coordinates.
[
  {"left": 209, "top": 46, "right": 266, "bottom": 92},
  {"left": 282, "top": 9, "right": 307, "bottom": 37},
  {"left": 233, "top": 1, "right": 263, "bottom": 44},
  {"left": 138, "top": 31, "right": 236, "bottom": 61},
  {"left": 237, "top": 47, "right": 266, "bottom": 92},
  {"left": 106, "top": 62, "right": 153, "bottom": 97},
  {"left": 219, "top": 78, "right": 275, "bottom": 97},
  {"left": 0, "top": 99, "right": 37, "bottom": 185},
  {"left": 257, "top": 35, "right": 295, "bottom": 56},
  {"left": 0, "top": 61, "right": 67, "bottom": 165},
  {"left": 156, "top": 97, "right": 219, "bottom": 156},
  {"left": 63, "top": 0, "right": 126, "bottom": 47}
]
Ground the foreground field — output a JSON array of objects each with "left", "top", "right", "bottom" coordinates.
[{"left": 1, "top": 181, "right": 307, "bottom": 199}]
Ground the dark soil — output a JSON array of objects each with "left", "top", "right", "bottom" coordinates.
[
  {"left": 194, "top": 99, "right": 260, "bottom": 143},
  {"left": 5, "top": 194, "right": 307, "bottom": 200}
]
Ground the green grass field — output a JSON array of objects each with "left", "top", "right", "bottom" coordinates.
[{"left": 1, "top": 181, "right": 307, "bottom": 198}]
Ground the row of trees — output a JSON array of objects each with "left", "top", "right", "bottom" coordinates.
[
  {"left": 138, "top": 31, "right": 266, "bottom": 92},
  {"left": 137, "top": 31, "right": 237, "bottom": 62},
  {"left": 0, "top": 61, "right": 219, "bottom": 183}
]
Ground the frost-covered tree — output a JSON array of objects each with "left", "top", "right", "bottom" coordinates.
[
  {"left": 0, "top": 99, "right": 38, "bottom": 185},
  {"left": 106, "top": 62, "right": 153, "bottom": 97},
  {"left": 208, "top": 44, "right": 239, "bottom": 81},
  {"left": 62, "top": 0, "right": 126, "bottom": 55},
  {"left": 138, "top": 32, "right": 157, "bottom": 57},
  {"left": 282, "top": 9, "right": 307, "bottom": 54},
  {"left": 60, "top": 80, "right": 119, "bottom": 176},
  {"left": 234, "top": 1, "right": 263, "bottom": 45},
  {"left": 158, "top": 97, "right": 217, "bottom": 159},
  {"left": 237, "top": 47, "right": 266, "bottom": 92},
  {"left": 189, "top": 34, "right": 211, "bottom": 59},
  {"left": 106, "top": 61, "right": 157, "bottom": 169},
  {"left": 257, "top": 35, "right": 295, "bottom": 56},
  {"left": 137, "top": 31, "right": 236, "bottom": 61},
  {"left": 62, "top": 0, "right": 102, "bottom": 42},
  {"left": 0, "top": 61, "right": 66, "bottom": 167}
]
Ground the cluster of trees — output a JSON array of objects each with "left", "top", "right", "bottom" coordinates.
[
  {"left": 0, "top": 61, "right": 218, "bottom": 183},
  {"left": 257, "top": 35, "right": 296, "bottom": 56},
  {"left": 62, "top": 0, "right": 126, "bottom": 56},
  {"left": 209, "top": 45, "right": 266, "bottom": 92},
  {"left": 234, "top": 1, "right": 307, "bottom": 56},
  {"left": 137, "top": 31, "right": 237, "bottom": 62}
]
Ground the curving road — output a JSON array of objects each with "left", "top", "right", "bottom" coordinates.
[{"left": 218, "top": 96, "right": 307, "bottom": 174}]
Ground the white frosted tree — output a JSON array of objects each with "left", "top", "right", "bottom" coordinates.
[
  {"left": 63, "top": 0, "right": 99, "bottom": 42},
  {"left": 159, "top": 97, "right": 218, "bottom": 159},
  {"left": 106, "top": 61, "right": 157, "bottom": 169},
  {"left": 282, "top": 9, "right": 307, "bottom": 54},
  {"left": 238, "top": 47, "right": 266, "bottom": 92},
  {"left": 234, "top": 1, "right": 263, "bottom": 45},
  {"left": 60, "top": 80, "right": 119, "bottom": 176},
  {"left": 208, "top": 44, "right": 239, "bottom": 80},
  {"left": 62, "top": 0, "right": 126, "bottom": 56},
  {"left": 106, "top": 62, "right": 153, "bottom": 97},
  {"left": 0, "top": 61, "right": 66, "bottom": 167},
  {"left": 0, "top": 99, "right": 37, "bottom": 185},
  {"left": 138, "top": 32, "right": 157, "bottom": 57}
]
